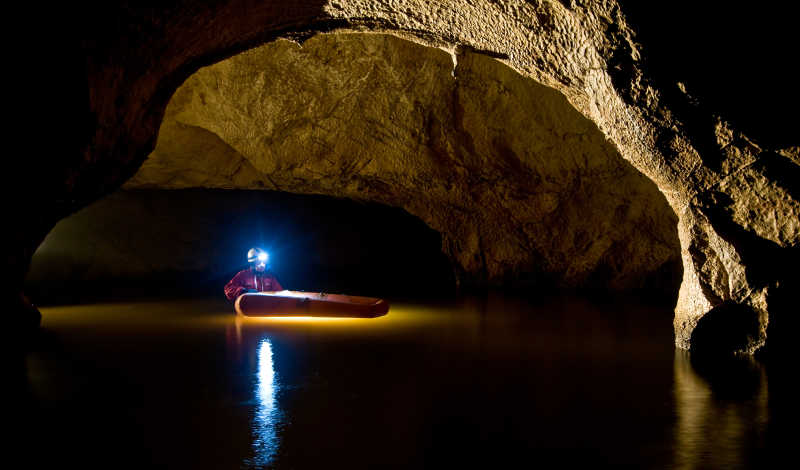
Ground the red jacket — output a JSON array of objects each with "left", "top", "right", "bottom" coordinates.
[{"left": 224, "top": 269, "right": 283, "bottom": 301}]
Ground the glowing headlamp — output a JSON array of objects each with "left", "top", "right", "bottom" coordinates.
[{"left": 258, "top": 252, "right": 269, "bottom": 262}]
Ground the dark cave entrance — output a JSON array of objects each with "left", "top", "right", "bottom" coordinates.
[{"left": 25, "top": 188, "right": 456, "bottom": 304}]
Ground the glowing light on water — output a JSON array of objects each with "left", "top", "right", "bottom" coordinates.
[
  {"left": 246, "top": 316, "right": 368, "bottom": 323},
  {"left": 246, "top": 338, "right": 281, "bottom": 467}
]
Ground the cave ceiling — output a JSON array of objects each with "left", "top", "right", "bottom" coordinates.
[{"left": 126, "top": 33, "right": 681, "bottom": 292}]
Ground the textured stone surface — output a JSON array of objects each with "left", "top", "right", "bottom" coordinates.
[
  {"left": 14, "top": 0, "right": 799, "bottom": 353},
  {"left": 126, "top": 33, "right": 680, "bottom": 291}
]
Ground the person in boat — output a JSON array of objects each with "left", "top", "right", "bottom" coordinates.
[{"left": 224, "top": 247, "right": 283, "bottom": 301}]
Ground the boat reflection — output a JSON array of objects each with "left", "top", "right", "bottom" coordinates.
[{"left": 244, "top": 338, "right": 282, "bottom": 468}]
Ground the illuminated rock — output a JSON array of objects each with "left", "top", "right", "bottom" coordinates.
[
  {"left": 15, "top": 1, "right": 798, "bottom": 353},
  {"left": 126, "top": 34, "right": 680, "bottom": 292}
]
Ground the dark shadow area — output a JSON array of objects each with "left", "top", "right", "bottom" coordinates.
[
  {"left": 25, "top": 189, "right": 456, "bottom": 304},
  {"left": 685, "top": 350, "right": 765, "bottom": 400},
  {"left": 584, "top": 253, "right": 683, "bottom": 307},
  {"left": 618, "top": 1, "right": 797, "bottom": 149},
  {"left": 759, "top": 278, "right": 800, "bottom": 360},
  {"left": 689, "top": 301, "right": 762, "bottom": 355}
]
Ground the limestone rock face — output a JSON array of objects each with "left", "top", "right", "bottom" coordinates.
[
  {"left": 126, "top": 34, "right": 680, "bottom": 291},
  {"left": 15, "top": 0, "right": 799, "bottom": 354}
]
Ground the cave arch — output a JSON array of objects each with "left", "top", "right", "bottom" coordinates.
[
  {"left": 15, "top": 1, "right": 798, "bottom": 354},
  {"left": 126, "top": 32, "right": 681, "bottom": 295}
]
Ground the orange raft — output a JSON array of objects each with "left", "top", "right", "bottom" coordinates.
[{"left": 234, "top": 290, "right": 390, "bottom": 318}]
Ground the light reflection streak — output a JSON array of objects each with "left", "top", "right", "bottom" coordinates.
[
  {"left": 233, "top": 307, "right": 453, "bottom": 331},
  {"left": 243, "top": 316, "right": 372, "bottom": 322},
  {"left": 245, "top": 338, "right": 281, "bottom": 468},
  {"left": 673, "top": 350, "right": 768, "bottom": 469}
]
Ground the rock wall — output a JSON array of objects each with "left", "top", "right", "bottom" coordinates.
[
  {"left": 13, "top": 0, "right": 798, "bottom": 353},
  {"left": 126, "top": 34, "right": 680, "bottom": 292}
]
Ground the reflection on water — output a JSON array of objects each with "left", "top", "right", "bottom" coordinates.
[
  {"left": 245, "top": 339, "right": 281, "bottom": 468},
  {"left": 673, "top": 350, "right": 769, "bottom": 469},
  {"left": 18, "top": 295, "right": 787, "bottom": 468}
]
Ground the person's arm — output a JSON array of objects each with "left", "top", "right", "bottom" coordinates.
[
  {"left": 271, "top": 275, "right": 283, "bottom": 291},
  {"left": 224, "top": 271, "right": 248, "bottom": 301}
]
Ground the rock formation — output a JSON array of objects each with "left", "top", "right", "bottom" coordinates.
[
  {"left": 125, "top": 33, "right": 680, "bottom": 291},
  {"left": 13, "top": 1, "right": 798, "bottom": 354}
]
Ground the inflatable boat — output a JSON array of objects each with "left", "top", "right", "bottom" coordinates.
[{"left": 235, "top": 290, "right": 389, "bottom": 318}]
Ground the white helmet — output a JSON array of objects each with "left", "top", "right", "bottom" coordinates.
[{"left": 247, "top": 247, "right": 269, "bottom": 264}]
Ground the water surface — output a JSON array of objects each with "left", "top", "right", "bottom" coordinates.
[{"left": 14, "top": 294, "right": 786, "bottom": 468}]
